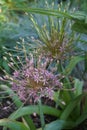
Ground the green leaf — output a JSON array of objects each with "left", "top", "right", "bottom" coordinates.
[
  {"left": 60, "top": 94, "right": 83, "bottom": 120},
  {"left": 75, "top": 110, "right": 87, "bottom": 126},
  {"left": 10, "top": 8, "right": 87, "bottom": 22},
  {"left": 72, "top": 21, "right": 87, "bottom": 34},
  {"left": 64, "top": 56, "right": 84, "bottom": 76},
  {"left": 0, "top": 119, "right": 29, "bottom": 130},
  {"left": 73, "top": 79, "right": 84, "bottom": 117},
  {"left": 9, "top": 105, "right": 61, "bottom": 120},
  {"left": 38, "top": 100, "right": 45, "bottom": 130},
  {"left": 10, "top": 8, "right": 73, "bottom": 18},
  {"left": 45, "top": 120, "right": 75, "bottom": 130},
  {"left": 70, "top": 11, "right": 86, "bottom": 21},
  {"left": 74, "top": 78, "right": 83, "bottom": 97}
]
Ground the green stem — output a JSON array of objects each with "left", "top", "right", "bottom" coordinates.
[{"left": 38, "top": 99, "right": 45, "bottom": 130}]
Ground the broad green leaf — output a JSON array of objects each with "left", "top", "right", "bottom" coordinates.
[
  {"left": 9, "top": 105, "right": 61, "bottom": 120},
  {"left": 45, "top": 120, "right": 75, "bottom": 130},
  {"left": 64, "top": 56, "right": 84, "bottom": 76},
  {"left": 60, "top": 94, "right": 83, "bottom": 120},
  {"left": 0, "top": 119, "right": 29, "bottom": 130}
]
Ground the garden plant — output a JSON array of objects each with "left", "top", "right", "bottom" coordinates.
[{"left": 0, "top": 0, "right": 87, "bottom": 130}]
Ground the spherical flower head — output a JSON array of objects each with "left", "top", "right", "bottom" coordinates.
[{"left": 11, "top": 55, "right": 62, "bottom": 103}]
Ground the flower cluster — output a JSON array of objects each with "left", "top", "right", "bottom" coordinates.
[{"left": 2, "top": 54, "right": 63, "bottom": 102}]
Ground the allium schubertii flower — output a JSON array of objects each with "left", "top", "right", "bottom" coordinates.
[{"left": 3, "top": 54, "right": 63, "bottom": 103}]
